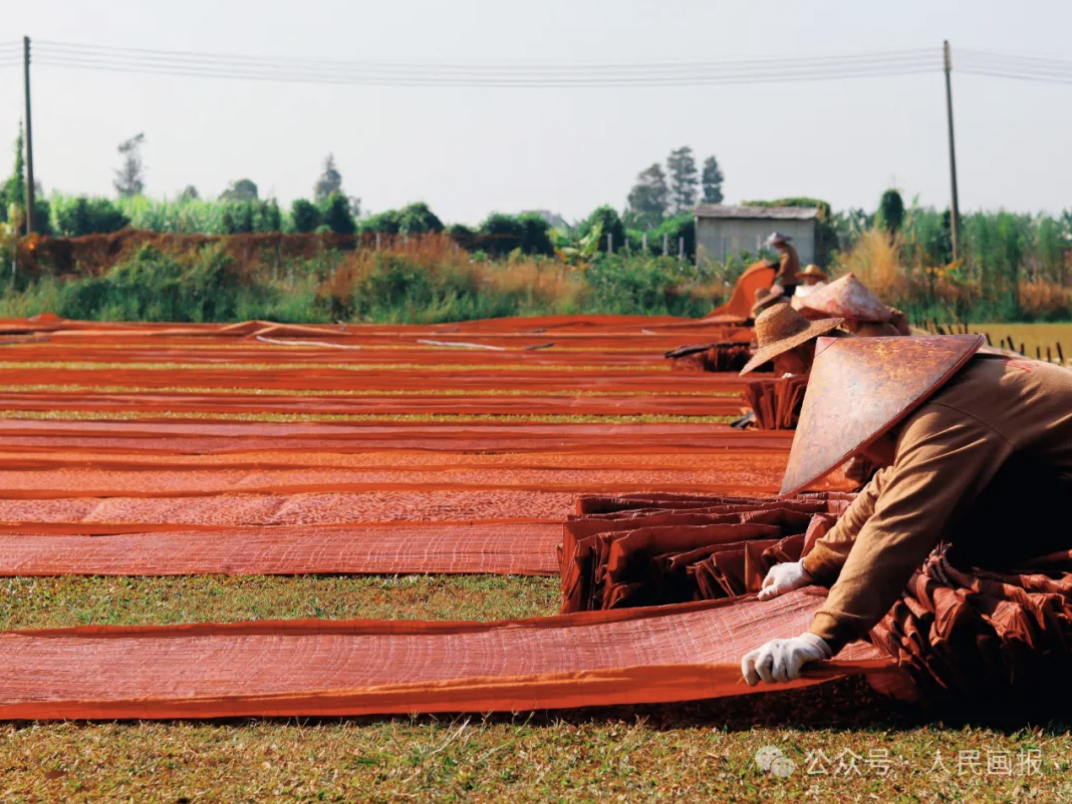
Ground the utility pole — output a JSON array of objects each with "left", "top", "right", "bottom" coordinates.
[
  {"left": 943, "top": 40, "right": 960, "bottom": 260},
  {"left": 23, "top": 36, "right": 35, "bottom": 235}
]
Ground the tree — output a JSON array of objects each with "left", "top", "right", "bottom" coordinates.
[
  {"left": 478, "top": 213, "right": 554, "bottom": 257},
  {"left": 583, "top": 205, "right": 626, "bottom": 253},
  {"left": 219, "top": 179, "right": 259, "bottom": 202},
  {"left": 397, "top": 202, "right": 444, "bottom": 235},
  {"left": 701, "top": 156, "right": 724, "bottom": 204},
  {"left": 626, "top": 163, "right": 669, "bottom": 229},
  {"left": 114, "top": 133, "right": 146, "bottom": 197},
  {"left": 55, "top": 196, "right": 130, "bottom": 237},
  {"left": 879, "top": 189, "right": 905, "bottom": 234},
  {"left": 290, "top": 198, "right": 321, "bottom": 233},
  {"left": 0, "top": 124, "right": 27, "bottom": 220},
  {"left": 652, "top": 214, "right": 696, "bottom": 260},
  {"left": 666, "top": 146, "right": 699, "bottom": 215},
  {"left": 257, "top": 199, "right": 282, "bottom": 233},
  {"left": 314, "top": 154, "right": 343, "bottom": 204},
  {"left": 320, "top": 193, "right": 357, "bottom": 235},
  {"left": 178, "top": 185, "right": 200, "bottom": 202},
  {"left": 360, "top": 202, "right": 444, "bottom": 236}
]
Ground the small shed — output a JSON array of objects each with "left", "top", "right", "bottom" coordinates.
[{"left": 694, "top": 204, "right": 819, "bottom": 266}]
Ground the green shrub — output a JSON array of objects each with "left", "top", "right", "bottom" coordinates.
[
  {"left": 361, "top": 202, "right": 444, "bottom": 236},
  {"left": 290, "top": 199, "right": 321, "bottom": 233},
  {"left": 582, "top": 206, "right": 626, "bottom": 253},
  {"left": 320, "top": 193, "right": 357, "bottom": 235},
  {"left": 53, "top": 196, "right": 130, "bottom": 237},
  {"left": 651, "top": 213, "right": 695, "bottom": 259},
  {"left": 477, "top": 213, "right": 554, "bottom": 257}
]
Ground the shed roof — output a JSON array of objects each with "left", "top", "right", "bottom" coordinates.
[{"left": 694, "top": 204, "right": 819, "bottom": 221}]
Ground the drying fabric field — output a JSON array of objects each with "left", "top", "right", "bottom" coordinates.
[{"left": 1, "top": 313, "right": 1070, "bottom": 803}]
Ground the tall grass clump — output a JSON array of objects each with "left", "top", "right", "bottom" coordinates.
[{"left": 319, "top": 235, "right": 586, "bottom": 323}]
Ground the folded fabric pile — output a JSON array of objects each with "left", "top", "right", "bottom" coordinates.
[
  {"left": 665, "top": 343, "right": 754, "bottom": 373},
  {"left": 561, "top": 492, "right": 855, "bottom": 613},
  {"left": 564, "top": 492, "right": 1072, "bottom": 706},
  {"left": 741, "top": 376, "right": 810, "bottom": 430},
  {"left": 871, "top": 548, "right": 1072, "bottom": 704}
]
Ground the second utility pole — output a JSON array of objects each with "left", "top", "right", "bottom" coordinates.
[
  {"left": 23, "top": 36, "right": 35, "bottom": 235},
  {"left": 943, "top": 40, "right": 960, "bottom": 261}
]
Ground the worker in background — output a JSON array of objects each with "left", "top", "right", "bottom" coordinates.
[
  {"left": 796, "top": 273, "right": 910, "bottom": 337},
  {"left": 741, "top": 335, "right": 1072, "bottom": 685},
  {"left": 739, "top": 303, "right": 844, "bottom": 378},
  {"left": 746, "top": 286, "right": 787, "bottom": 325},
  {"left": 792, "top": 265, "right": 827, "bottom": 300},
  {"left": 766, "top": 233, "right": 801, "bottom": 297}
]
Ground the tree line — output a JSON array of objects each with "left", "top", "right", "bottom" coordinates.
[{"left": 626, "top": 146, "right": 724, "bottom": 230}]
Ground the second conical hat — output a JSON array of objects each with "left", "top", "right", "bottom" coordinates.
[
  {"left": 798, "top": 272, "right": 892, "bottom": 322},
  {"left": 779, "top": 334, "right": 984, "bottom": 495}
]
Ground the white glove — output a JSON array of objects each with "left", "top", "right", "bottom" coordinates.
[
  {"left": 757, "top": 559, "right": 815, "bottom": 601},
  {"left": 741, "top": 633, "right": 832, "bottom": 686}
]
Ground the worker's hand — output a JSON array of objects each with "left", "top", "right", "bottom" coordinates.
[
  {"left": 757, "top": 559, "right": 814, "bottom": 601},
  {"left": 741, "top": 633, "right": 832, "bottom": 686}
]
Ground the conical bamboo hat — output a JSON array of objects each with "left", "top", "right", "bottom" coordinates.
[
  {"left": 798, "top": 272, "right": 892, "bottom": 323},
  {"left": 779, "top": 334, "right": 985, "bottom": 495}
]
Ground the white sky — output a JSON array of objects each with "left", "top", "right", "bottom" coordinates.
[{"left": 2, "top": 0, "right": 1070, "bottom": 225}]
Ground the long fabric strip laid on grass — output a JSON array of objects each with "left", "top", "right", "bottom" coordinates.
[
  {"left": 0, "top": 589, "right": 893, "bottom": 720},
  {"left": 0, "top": 461, "right": 799, "bottom": 498},
  {"left": 0, "top": 419, "right": 792, "bottom": 455},
  {"left": 0, "top": 522, "right": 560, "bottom": 576},
  {"left": 0, "top": 392, "right": 745, "bottom": 418}
]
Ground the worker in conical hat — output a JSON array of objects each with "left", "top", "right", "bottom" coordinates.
[
  {"left": 741, "top": 336, "right": 1072, "bottom": 686},
  {"left": 797, "top": 272, "right": 910, "bottom": 337},
  {"left": 739, "top": 303, "right": 844, "bottom": 377},
  {"left": 766, "top": 232, "right": 801, "bottom": 298}
]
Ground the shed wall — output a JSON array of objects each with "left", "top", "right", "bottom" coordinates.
[{"left": 696, "top": 219, "right": 816, "bottom": 266}]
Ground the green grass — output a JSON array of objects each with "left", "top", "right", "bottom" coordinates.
[
  {"left": 0, "top": 575, "right": 558, "bottom": 630},
  {"left": 2, "top": 575, "right": 1070, "bottom": 802}
]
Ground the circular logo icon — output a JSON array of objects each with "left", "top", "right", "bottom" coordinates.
[{"left": 755, "top": 746, "right": 796, "bottom": 778}]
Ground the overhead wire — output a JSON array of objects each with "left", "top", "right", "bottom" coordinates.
[
  {"left": 29, "top": 40, "right": 944, "bottom": 87},
  {"left": 10, "top": 40, "right": 1072, "bottom": 87},
  {"left": 956, "top": 48, "right": 1072, "bottom": 84}
]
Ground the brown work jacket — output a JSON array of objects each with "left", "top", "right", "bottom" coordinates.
[
  {"left": 775, "top": 245, "right": 800, "bottom": 286},
  {"left": 802, "top": 354, "right": 1072, "bottom": 653}
]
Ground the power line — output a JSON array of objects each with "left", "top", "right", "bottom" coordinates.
[
  {"left": 30, "top": 59, "right": 943, "bottom": 88},
  {"left": 956, "top": 48, "right": 1072, "bottom": 84},
  {"left": 10, "top": 40, "right": 1072, "bottom": 87},
  {"left": 37, "top": 40, "right": 939, "bottom": 72},
  {"left": 29, "top": 40, "right": 944, "bottom": 87}
]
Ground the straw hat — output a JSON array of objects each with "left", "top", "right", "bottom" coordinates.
[
  {"left": 749, "top": 285, "right": 786, "bottom": 318},
  {"left": 799, "top": 264, "right": 827, "bottom": 282},
  {"left": 780, "top": 334, "right": 984, "bottom": 495},
  {"left": 765, "top": 232, "right": 791, "bottom": 247},
  {"left": 739, "top": 303, "right": 844, "bottom": 375}
]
